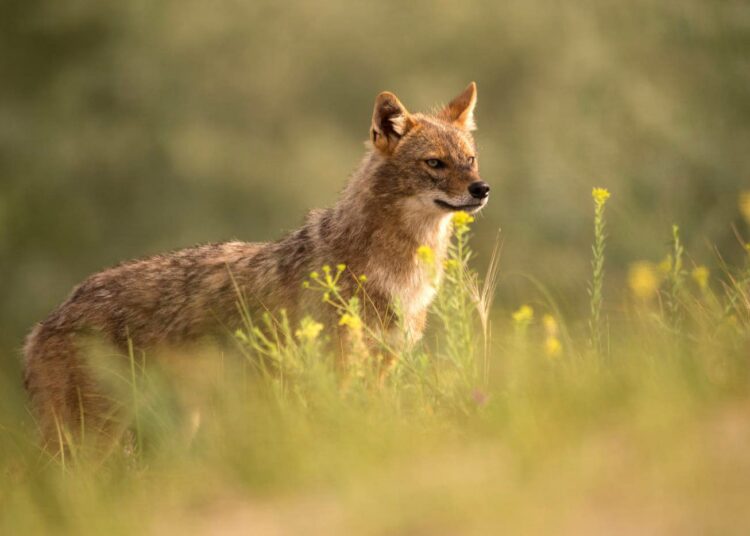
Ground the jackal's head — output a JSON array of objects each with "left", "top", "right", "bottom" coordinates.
[{"left": 370, "top": 82, "right": 489, "bottom": 216}]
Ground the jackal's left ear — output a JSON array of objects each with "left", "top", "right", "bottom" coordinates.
[
  {"left": 441, "top": 82, "right": 477, "bottom": 131},
  {"left": 371, "top": 91, "right": 413, "bottom": 153}
]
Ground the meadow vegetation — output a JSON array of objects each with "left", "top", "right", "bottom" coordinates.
[
  {"left": 2, "top": 1, "right": 750, "bottom": 533},
  {"left": 1, "top": 190, "right": 749, "bottom": 535}
]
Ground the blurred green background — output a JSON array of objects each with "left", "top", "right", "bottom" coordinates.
[{"left": 2, "top": 0, "right": 749, "bottom": 362}]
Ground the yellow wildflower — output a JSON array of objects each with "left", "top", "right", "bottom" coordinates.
[
  {"left": 310, "top": 271, "right": 319, "bottom": 280},
  {"left": 545, "top": 337, "right": 562, "bottom": 358},
  {"left": 691, "top": 266, "right": 710, "bottom": 291},
  {"left": 628, "top": 261, "right": 660, "bottom": 300},
  {"left": 322, "top": 265, "right": 331, "bottom": 274},
  {"left": 740, "top": 191, "right": 750, "bottom": 224},
  {"left": 542, "top": 314, "right": 562, "bottom": 357},
  {"left": 295, "top": 317, "right": 324, "bottom": 342},
  {"left": 336, "top": 263, "right": 347, "bottom": 273},
  {"left": 358, "top": 274, "right": 368, "bottom": 282},
  {"left": 416, "top": 244, "right": 435, "bottom": 265},
  {"left": 542, "top": 314, "right": 558, "bottom": 337},
  {"left": 592, "top": 187, "right": 611, "bottom": 205},
  {"left": 338, "top": 313, "right": 362, "bottom": 330},
  {"left": 657, "top": 256, "right": 672, "bottom": 275},
  {"left": 512, "top": 305, "right": 534, "bottom": 325},
  {"left": 452, "top": 210, "right": 475, "bottom": 227},
  {"left": 444, "top": 259, "right": 460, "bottom": 269}
]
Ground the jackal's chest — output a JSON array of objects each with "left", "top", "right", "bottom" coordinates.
[
  {"left": 374, "top": 263, "right": 440, "bottom": 322},
  {"left": 399, "top": 276, "right": 438, "bottom": 319},
  {"left": 363, "top": 215, "right": 451, "bottom": 328}
]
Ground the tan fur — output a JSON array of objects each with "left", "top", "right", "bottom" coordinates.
[{"left": 23, "top": 82, "right": 488, "bottom": 448}]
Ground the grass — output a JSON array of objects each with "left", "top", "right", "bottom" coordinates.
[{"left": 1, "top": 191, "right": 750, "bottom": 535}]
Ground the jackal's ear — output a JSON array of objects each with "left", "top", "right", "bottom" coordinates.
[
  {"left": 441, "top": 82, "right": 477, "bottom": 131},
  {"left": 371, "top": 91, "right": 413, "bottom": 153}
]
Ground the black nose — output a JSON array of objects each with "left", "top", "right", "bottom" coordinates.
[{"left": 468, "top": 181, "right": 490, "bottom": 199}]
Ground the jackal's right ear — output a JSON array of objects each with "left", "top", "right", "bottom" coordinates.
[
  {"left": 440, "top": 82, "right": 477, "bottom": 131},
  {"left": 371, "top": 92, "right": 413, "bottom": 153}
]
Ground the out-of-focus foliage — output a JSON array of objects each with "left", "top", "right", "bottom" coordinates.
[{"left": 1, "top": 0, "right": 749, "bottom": 359}]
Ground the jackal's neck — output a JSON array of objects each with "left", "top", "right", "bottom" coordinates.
[{"left": 326, "top": 151, "right": 452, "bottom": 279}]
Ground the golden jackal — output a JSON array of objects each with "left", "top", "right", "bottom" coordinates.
[{"left": 23, "top": 82, "right": 489, "bottom": 447}]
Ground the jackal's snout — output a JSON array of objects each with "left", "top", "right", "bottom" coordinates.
[{"left": 468, "top": 181, "right": 490, "bottom": 200}]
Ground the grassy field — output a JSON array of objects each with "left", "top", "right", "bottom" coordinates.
[
  {"left": 2, "top": 2, "right": 749, "bottom": 533},
  {"left": 1, "top": 191, "right": 749, "bottom": 535}
]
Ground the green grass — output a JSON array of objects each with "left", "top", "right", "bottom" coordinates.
[{"left": 1, "top": 193, "right": 750, "bottom": 535}]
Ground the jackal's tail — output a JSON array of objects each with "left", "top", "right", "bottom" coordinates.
[{"left": 23, "top": 324, "right": 115, "bottom": 453}]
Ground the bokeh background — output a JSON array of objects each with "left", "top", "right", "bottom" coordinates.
[{"left": 2, "top": 0, "right": 749, "bottom": 365}]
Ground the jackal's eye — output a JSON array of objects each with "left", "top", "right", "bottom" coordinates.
[{"left": 425, "top": 158, "right": 445, "bottom": 169}]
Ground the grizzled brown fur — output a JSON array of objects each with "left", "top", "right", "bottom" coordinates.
[{"left": 23, "top": 82, "right": 488, "bottom": 448}]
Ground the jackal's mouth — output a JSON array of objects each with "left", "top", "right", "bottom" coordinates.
[{"left": 433, "top": 199, "right": 486, "bottom": 212}]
